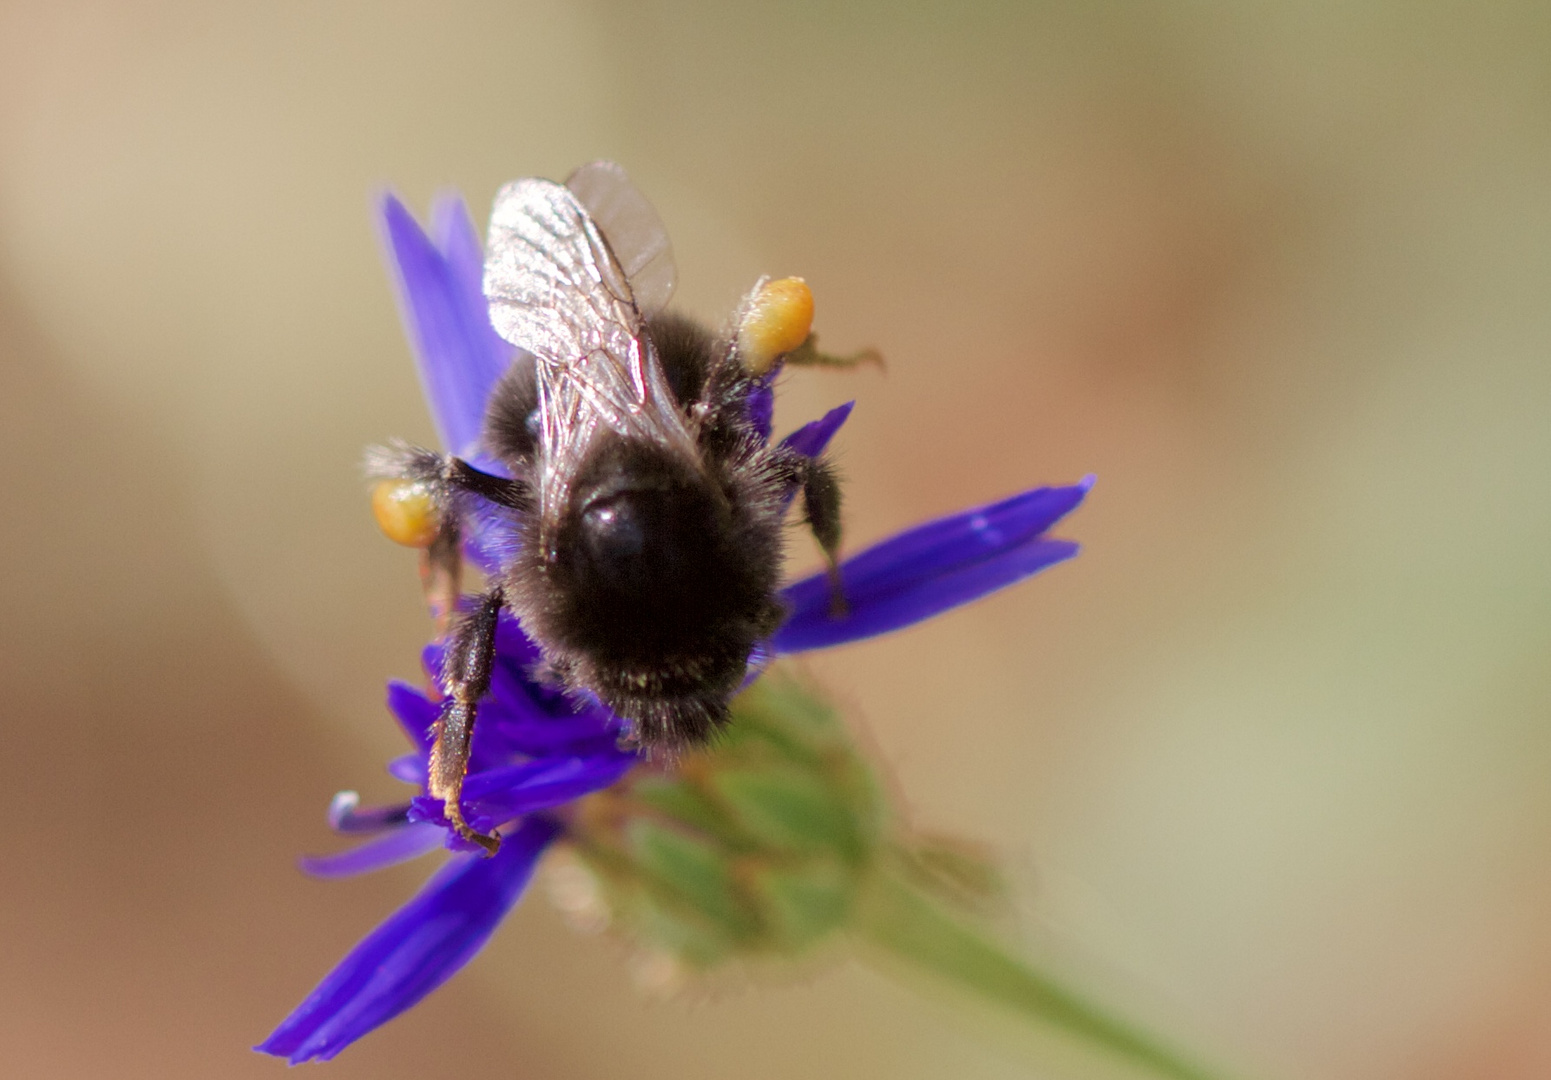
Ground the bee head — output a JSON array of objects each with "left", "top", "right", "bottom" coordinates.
[
  {"left": 572, "top": 455, "right": 722, "bottom": 614},
  {"left": 544, "top": 439, "right": 781, "bottom": 661}
]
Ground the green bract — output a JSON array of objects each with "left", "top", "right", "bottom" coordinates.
[
  {"left": 562, "top": 673, "right": 886, "bottom": 969},
  {"left": 554, "top": 671, "right": 1231, "bottom": 1080}
]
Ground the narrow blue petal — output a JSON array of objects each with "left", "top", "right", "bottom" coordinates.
[
  {"left": 465, "top": 664, "right": 543, "bottom": 772},
  {"left": 386, "top": 681, "right": 436, "bottom": 756},
  {"left": 465, "top": 753, "right": 636, "bottom": 822},
  {"left": 421, "top": 640, "right": 446, "bottom": 684},
  {"left": 379, "top": 194, "right": 514, "bottom": 457},
  {"left": 772, "top": 479, "right": 1091, "bottom": 653},
  {"left": 409, "top": 753, "right": 635, "bottom": 837},
  {"left": 388, "top": 754, "right": 425, "bottom": 785},
  {"left": 493, "top": 610, "right": 544, "bottom": 668},
  {"left": 472, "top": 681, "right": 617, "bottom": 765},
  {"left": 257, "top": 816, "right": 561, "bottom": 1063},
  {"left": 300, "top": 822, "right": 445, "bottom": 879},
  {"left": 432, "top": 197, "right": 524, "bottom": 431},
  {"left": 779, "top": 400, "right": 854, "bottom": 459},
  {"left": 483, "top": 661, "right": 551, "bottom": 727},
  {"left": 499, "top": 717, "right": 627, "bottom": 756},
  {"left": 326, "top": 791, "right": 412, "bottom": 834},
  {"left": 430, "top": 194, "right": 492, "bottom": 319},
  {"left": 746, "top": 374, "right": 776, "bottom": 442}
]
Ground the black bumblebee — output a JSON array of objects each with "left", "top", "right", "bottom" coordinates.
[{"left": 369, "top": 163, "right": 872, "bottom": 851}]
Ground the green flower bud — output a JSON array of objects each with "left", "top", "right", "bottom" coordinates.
[
  {"left": 546, "top": 670, "right": 1232, "bottom": 1080},
  {"left": 555, "top": 670, "right": 885, "bottom": 970}
]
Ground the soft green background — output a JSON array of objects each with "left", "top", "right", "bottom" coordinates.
[{"left": 2, "top": 2, "right": 1549, "bottom": 1078}]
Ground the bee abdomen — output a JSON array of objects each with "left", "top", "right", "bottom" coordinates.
[{"left": 594, "top": 664, "right": 737, "bottom": 749}]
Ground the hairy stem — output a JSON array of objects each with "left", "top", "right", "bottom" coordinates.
[{"left": 852, "top": 866, "right": 1231, "bottom": 1080}]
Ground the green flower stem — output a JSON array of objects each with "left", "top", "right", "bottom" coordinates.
[{"left": 853, "top": 865, "right": 1229, "bottom": 1080}]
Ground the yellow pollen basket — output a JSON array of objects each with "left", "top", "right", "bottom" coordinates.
[
  {"left": 371, "top": 479, "right": 440, "bottom": 548},
  {"left": 737, "top": 277, "right": 814, "bottom": 376}
]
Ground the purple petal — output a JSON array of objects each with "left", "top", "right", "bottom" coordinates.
[
  {"left": 779, "top": 401, "right": 854, "bottom": 459},
  {"left": 387, "top": 681, "right": 436, "bottom": 756},
  {"left": 300, "top": 822, "right": 445, "bottom": 879},
  {"left": 474, "top": 663, "right": 618, "bottom": 758},
  {"left": 492, "top": 609, "right": 545, "bottom": 668},
  {"left": 472, "top": 702, "right": 618, "bottom": 766},
  {"left": 387, "top": 754, "right": 425, "bottom": 785},
  {"left": 379, "top": 194, "right": 515, "bottom": 457},
  {"left": 409, "top": 753, "right": 635, "bottom": 837},
  {"left": 257, "top": 816, "right": 561, "bottom": 1064},
  {"left": 430, "top": 194, "right": 489, "bottom": 309},
  {"left": 499, "top": 717, "right": 626, "bottom": 756},
  {"left": 326, "top": 791, "right": 412, "bottom": 834},
  {"left": 772, "top": 479, "right": 1092, "bottom": 653},
  {"left": 746, "top": 374, "right": 776, "bottom": 442},
  {"left": 466, "top": 753, "right": 636, "bottom": 821},
  {"left": 421, "top": 640, "right": 446, "bottom": 684}
]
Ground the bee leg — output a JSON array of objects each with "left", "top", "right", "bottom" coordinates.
[
  {"left": 368, "top": 442, "right": 463, "bottom": 634},
  {"left": 420, "top": 519, "right": 462, "bottom": 639},
  {"left": 783, "top": 334, "right": 885, "bottom": 372},
  {"left": 446, "top": 457, "right": 533, "bottom": 512},
  {"left": 799, "top": 457, "right": 848, "bottom": 618},
  {"left": 426, "top": 461, "right": 530, "bottom": 637},
  {"left": 428, "top": 585, "right": 505, "bottom": 856},
  {"left": 369, "top": 442, "right": 531, "bottom": 636}
]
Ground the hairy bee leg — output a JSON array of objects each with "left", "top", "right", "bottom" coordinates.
[
  {"left": 421, "top": 521, "right": 462, "bottom": 638},
  {"left": 446, "top": 457, "right": 532, "bottom": 511},
  {"left": 783, "top": 334, "right": 885, "bottom": 372},
  {"left": 426, "top": 461, "right": 528, "bottom": 637},
  {"left": 799, "top": 457, "right": 848, "bottom": 617},
  {"left": 368, "top": 442, "right": 463, "bottom": 635},
  {"left": 429, "top": 585, "right": 505, "bottom": 856},
  {"left": 416, "top": 459, "right": 531, "bottom": 636},
  {"left": 369, "top": 443, "right": 531, "bottom": 637}
]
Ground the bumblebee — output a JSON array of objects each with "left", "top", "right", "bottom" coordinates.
[{"left": 368, "top": 163, "right": 874, "bottom": 852}]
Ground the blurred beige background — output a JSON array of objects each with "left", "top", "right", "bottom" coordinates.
[{"left": 3, "top": 2, "right": 1551, "bottom": 1078}]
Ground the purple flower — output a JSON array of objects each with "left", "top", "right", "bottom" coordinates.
[{"left": 257, "top": 193, "right": 1090, "bottom": 1064}]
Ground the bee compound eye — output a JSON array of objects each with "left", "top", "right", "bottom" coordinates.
[
  {"left": 737, "top": 276, "right": 814, "bottom": 376},
  {"left": 371, "top": 479, "right": 440, "bottom": 548}
]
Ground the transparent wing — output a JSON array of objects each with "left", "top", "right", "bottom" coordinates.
[
  {"left": 566, "top": 161, "right": 676, "bottom": 315},
  {"left": 483, "top": 177, "right": 696, "bottom": 522}
]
